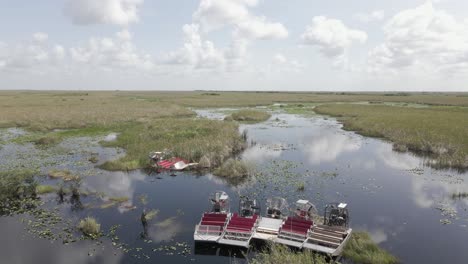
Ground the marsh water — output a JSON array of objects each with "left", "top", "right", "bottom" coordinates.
[{"left": 1, "top": 108, "right": 468, "bottom": 263}]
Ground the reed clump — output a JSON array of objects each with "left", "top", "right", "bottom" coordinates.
[
  {"left": 214, "top": 159, "right": 252, "bottom": 178},
  {"left": 78, "top": 217, "right": 101, "bottom": 238},
  {"left": 225, "top": 109, "right": 271, "bottom": 123}
]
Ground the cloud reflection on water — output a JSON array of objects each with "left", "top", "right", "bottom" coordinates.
[{"left": 302, "top": 132, "right": 361, "bottom": 164}]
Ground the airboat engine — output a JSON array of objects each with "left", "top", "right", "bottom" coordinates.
[{"left": 324, "top": 203, "right": 349, "bottom": 227}]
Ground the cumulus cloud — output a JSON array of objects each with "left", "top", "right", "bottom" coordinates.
[
  {"left": 161, "top": 0, "right": 287, "bottom": 74},
  {"left": 0, "top": 30, "right": 154, "bottom": 75},
  {"left": 70, "top": 29, "right": 154, "bottom": 70},
  {"left": 0, "top": 33, "right": 65, "bottom": 71},
  {"left": 193, "top": 0, "right": 288, "bottom": 40},
  {"left": 354, "top": 10, "right": 385, "bottom": 23},
  {"left": 270, "top": 53, "right": 304, "bottom": 72},
  {"left": 64, "top": 0, "right": 143, "bottom": 26},
  {"left": 301, "top": 16, "right": 367, "bottom": 58},
  {"left": 161, "top": 23, "right": 248, "bottom": 71},
  {"left": 162, "top": 24, "right": 225, "bottom": 69},
  {"left": 368, "top": 2, "right": 468, "bottom": 76},
  {"left": 235, "top": 15, "right": 288, "bottom": 40},
  {"left": 32, "top": 32, "right": 49, "bottom": 42}
]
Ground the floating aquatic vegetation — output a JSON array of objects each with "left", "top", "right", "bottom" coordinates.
[
  {"left": 440, "top": 219, "right": 452, "bottom": 225},
  {"left": 138, "top": 194, "right": 148, "bottom": 205},
  {"left": 452, "top": 192, "right": 468, "bottom": 200},
  {"left": 36, "top": 185, "right": 57, "bottom": 194},
  {"left": 48, "top": 169, "right": 80, "bottom": 181},
  {"left": 435, "top": 202, "right": 457, "bottom": 219},
  {"left": 108, "top": 196, "right": 129, "bottom": 203}
]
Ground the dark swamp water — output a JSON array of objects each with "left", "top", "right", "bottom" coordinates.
[{"left": 0, "top": 108, "right": 467, "bottom": 264}]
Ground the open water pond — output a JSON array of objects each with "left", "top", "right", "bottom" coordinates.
[{"left": 0, "top": 109, "right": 467, "bottom": 263}]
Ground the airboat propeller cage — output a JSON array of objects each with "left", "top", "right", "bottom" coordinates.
[
  {"left": 210, "top": 191, "right": 230, "bottom": 213},
  {"left": 266, "top": 197, "right": 289, "bottom": 218},
  {"left": 324, "top": 202, "right": 350, "bottom": 227},
  {"left": 239, "top": 196, "right": 260, "bottom": 217},
  {"left": 294, "top": 199, "right": 317, "bottom": 219}
]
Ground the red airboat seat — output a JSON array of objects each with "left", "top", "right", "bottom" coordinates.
[
  {"left": 226, "top": 227, "right": 252, "bottom": 233},
  {"left": 200, "top": 221, "right": 225, "bottom": 226},
  {"left": 203, "top": 213, "right": 228, "bottom": 218},
  {"left": 202, "top": 216, "right": 226, "bottom": 222},
  {"left": 281, "top": 226, "right": 309, "bottom": 235},
  {"left": 228, "top": 221, "right": 254, "bottom": 228},
  {"left": 283, "top": 220, "right": 312, "bottom": 229},
  {"left": 286, "top": 217, "right": 313, "bottom": 225},
  {"left": 230, "top": 217, "right": 256, "bottom": 223}
]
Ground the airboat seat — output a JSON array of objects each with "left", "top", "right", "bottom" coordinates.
[
  {"left": 203, "top": 213, "right": 228, "bottom": 218},
  {"left": 200, "top": 221, "right": 225, "bottom": 226},
  {"left": 284, "top": 220, "right": 313, "bottom": 229},
  {"left": 202, "top": 216, "right": 227, "bottom": 222},
  {"left": 226, "top": 226, "right": 252, "bottom": 232},
  {"left": 281, "top": 226, "right": 309, "bottom": 235},
  {"left": 286, "top": 216, "right": 313, "bottom": 225}
]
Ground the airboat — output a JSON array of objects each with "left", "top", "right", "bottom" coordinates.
[
  {"left": 252, "top": 198, "right": 352, "bottom": 257},
  {"left": 149, "top": 151, "right": 198, "bottom": 171},
  {"left": 253, "top": 197, "right": 289, "bottom": 241},
  {"left": 193, "top": 193, "right": 352, "bottom": 257},
  {"left": 302, "top": 202, "right": 352, "bottom": 257},
  {"left": 193, "top": 191, "right": 231, "bottom": 242},
  {"left": 217, "top": 196, "right": 260, "bottom": 247}
]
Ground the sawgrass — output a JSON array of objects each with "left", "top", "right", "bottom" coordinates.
[
  {"left": 343, "top": 231, "right": 398, "bottom": 264},
  {"left": 127, "top": 91, "right": 468, "bottom": 107},
  {"left": 315, "top": 104, "right": 468, "bottom": 170},
  {"left": 250, "top": 243, "right": 328, "bottom": 264},
  {"left": 1, "top": 91, "right": 466, "bottom": 131},
  {"left": 0, "top": 91, "right": 193, "bottom": 131},
  {"left": 225, "top": 109, "right": 271, "bottom": 123},
  {"left": 100, "top": 119, "right": 246, "bottom": 171}
]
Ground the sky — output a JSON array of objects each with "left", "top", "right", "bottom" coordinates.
[{"left": 1, "top": 0, "right": 468, "bottom": 91}]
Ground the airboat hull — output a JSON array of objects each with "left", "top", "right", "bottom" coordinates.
[
  {"left": 194, "top": 233, "right": 222, "bottom": 242},
  {"left": 217, "top": 238, "right": 251, "bottom": 248},
  {"left": 274, "top": 237, "right": 305, "bottom": 248},
  {"left": 302, "top": 227, "right": 352, "bottom": 257}
]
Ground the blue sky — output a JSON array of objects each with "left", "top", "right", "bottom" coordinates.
[{"left": 0, "top": 0, "right": 468, "bottom": 91}]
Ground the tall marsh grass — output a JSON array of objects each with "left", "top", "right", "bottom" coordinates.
[
  {"left": 315, "top": 104, "right": 468, "bottom": 170},
  {"left": 225, "top": 109, "right": 271, "bottom": 123},
  {"left": 343, "top": 231, "right": 398, "bottom": 264},
  {"left": 249, "top": 243, "right": 328, "bottom": 264},
  {"left": 100, "top": 119, "right": 246, "bottom": 171},
  {"left": 78, "top": 217, "right": 101, "bottom": 238}
]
